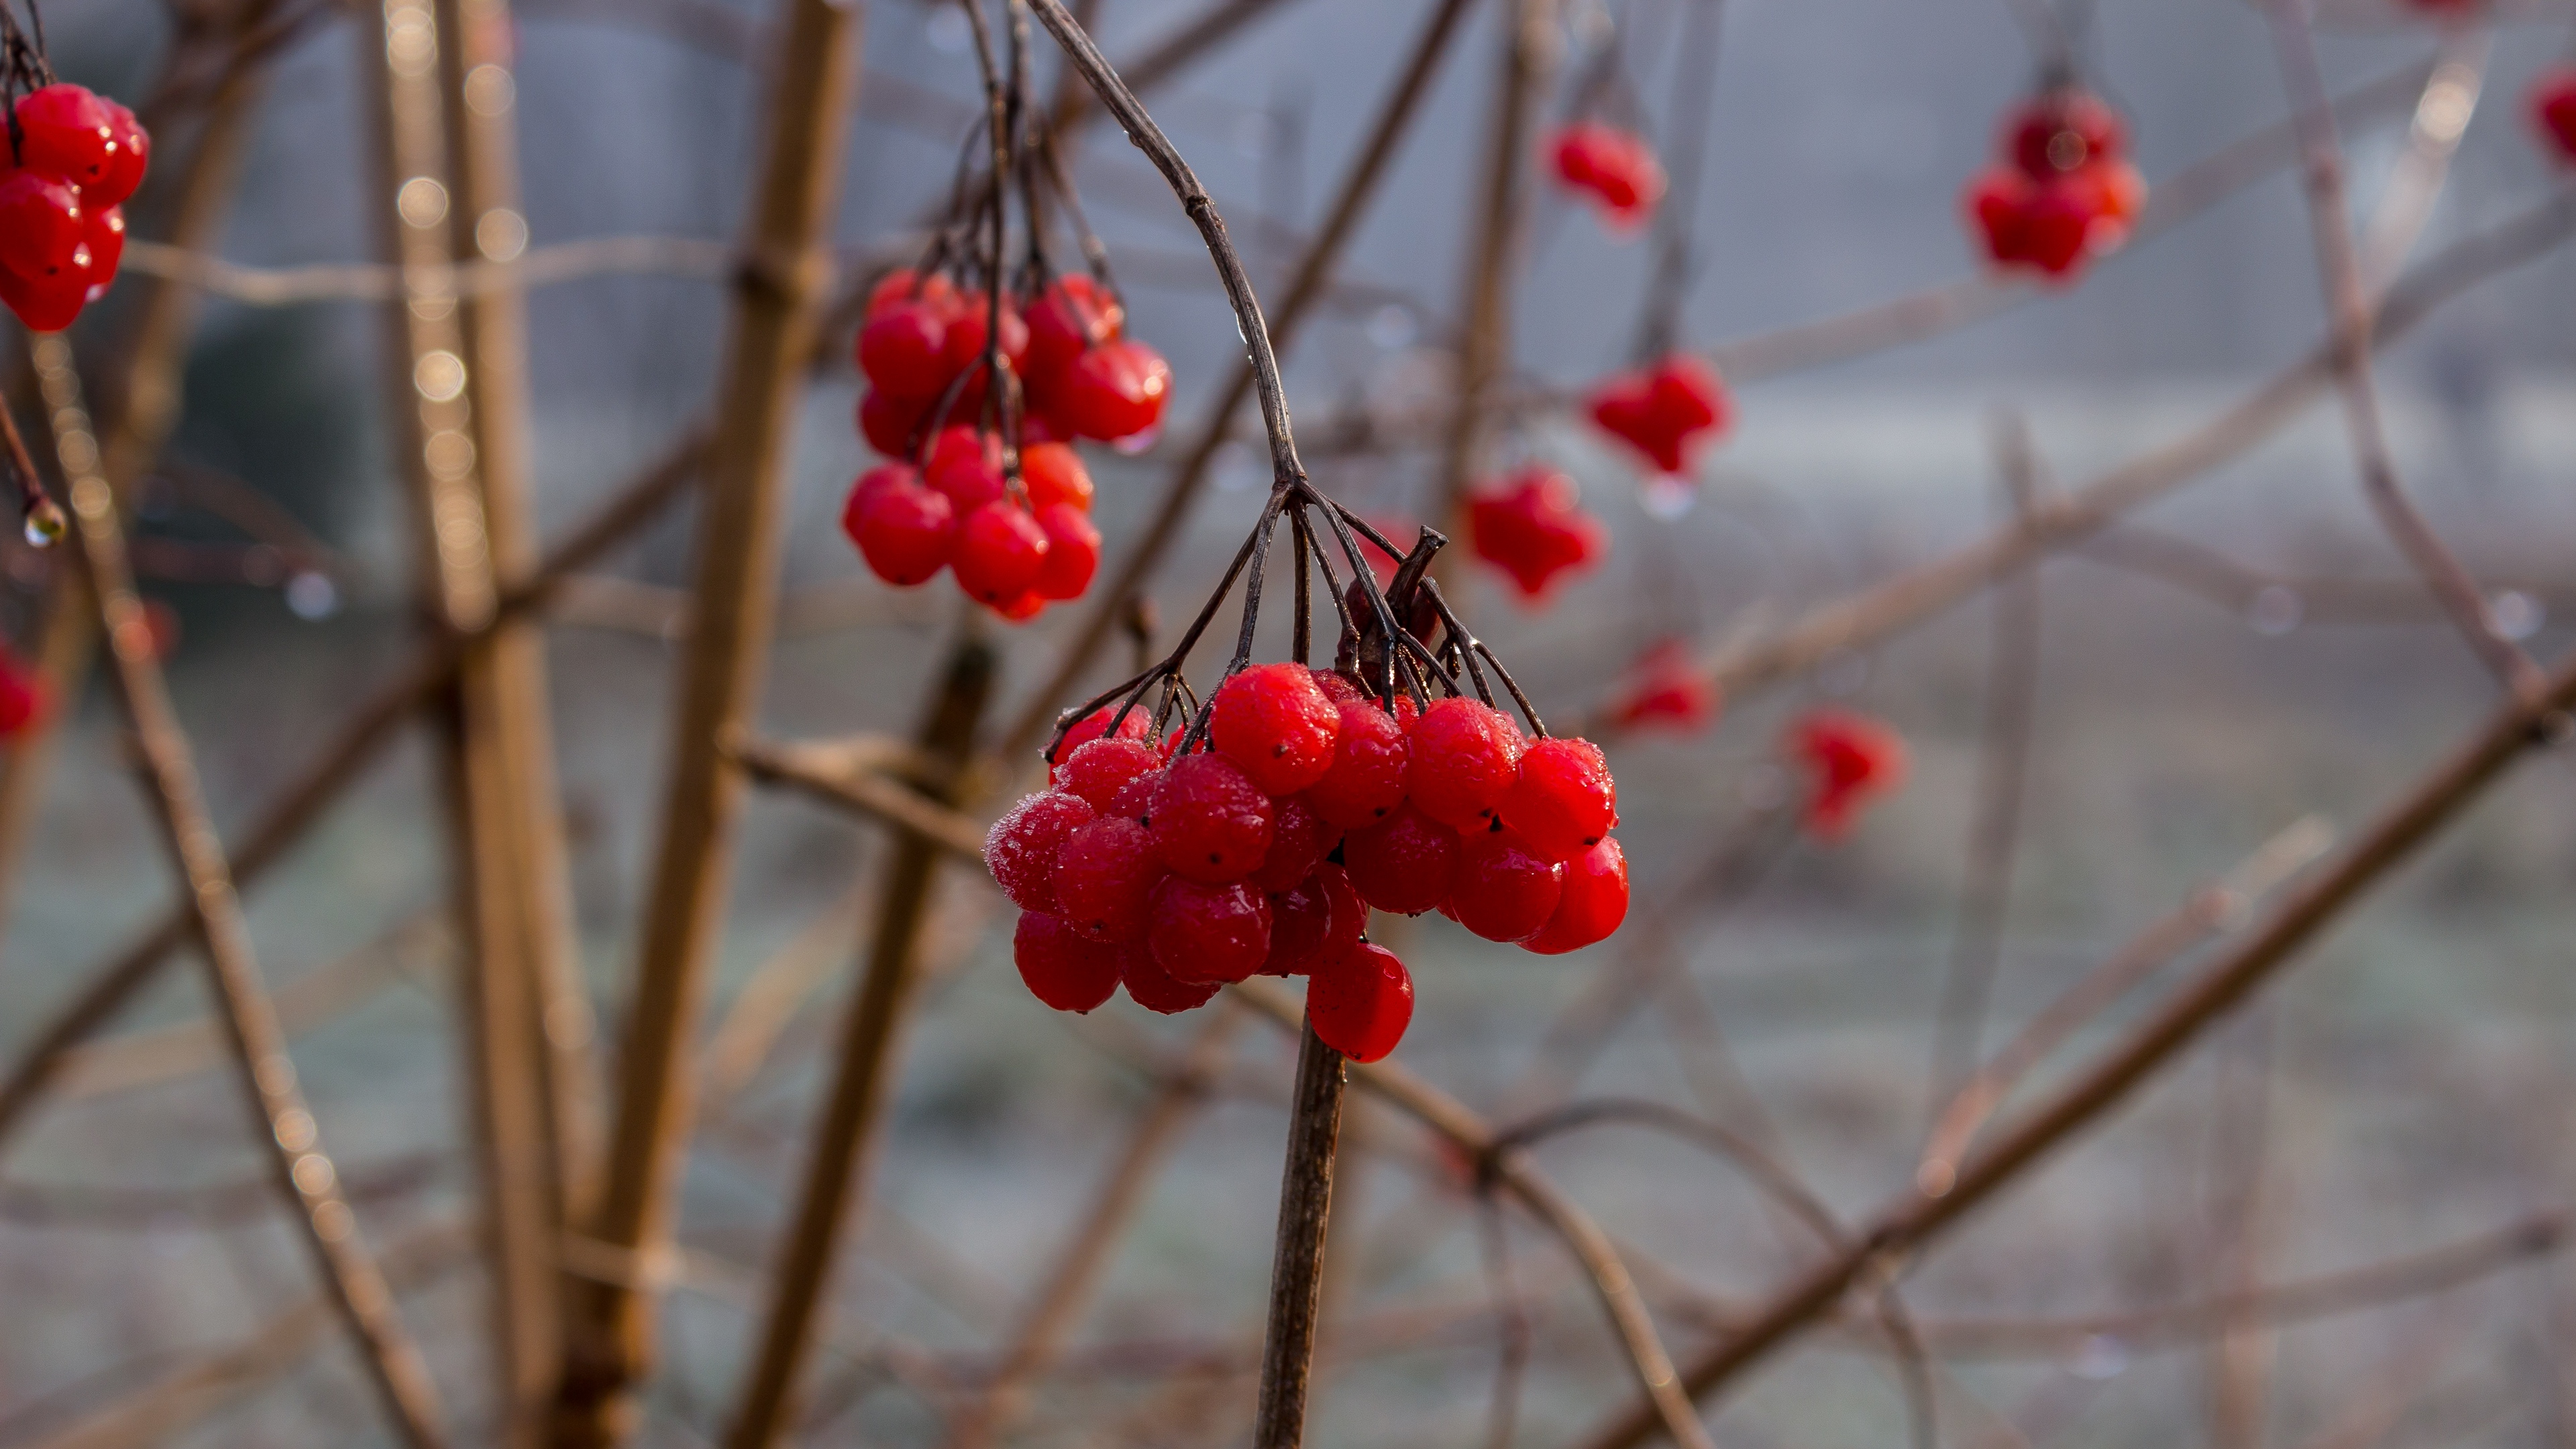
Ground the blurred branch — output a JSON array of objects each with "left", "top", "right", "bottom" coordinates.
[
  {"left": 119, "top": 233, "right": 734, "bottom": 304},
  {"left": 0, "top": 1152, "right": 444, "bottom": 1229}
]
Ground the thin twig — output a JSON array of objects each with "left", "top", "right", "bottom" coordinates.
[{"left": 1253, "top": 1022, "right": 1348, "bottom": 1449}]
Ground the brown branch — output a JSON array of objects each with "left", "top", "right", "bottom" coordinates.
[
  {"left": 1572, "top": 641, "right": 2576, "bottom": 1449},
  {"left": 1254, "top": 1020, "right": 1348, "bottom": 1449}
]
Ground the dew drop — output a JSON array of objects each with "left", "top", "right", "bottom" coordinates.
[{"left": 22, "top": 500, "right": 65, "bottom": 548}]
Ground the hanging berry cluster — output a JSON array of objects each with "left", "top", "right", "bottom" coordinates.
[
  {"left": 1587, "top": 352, "right": 1731, "bottom": 478},
  {"left": 841, "top": 1, "right": 1167, "bottom": 622},
  {"left": 1465, "top": 465, "right": 1607, "bottom": 603},
  {"left": 1964, "top": 87, "right": 2146, "bottom": 282},
  {"left": 1547, "top": 119, "right": 1665, "bottom": 233},
  {"left": 987, "top": 488, "right": 1630, "bottom": 1064},
  {"left": 0, "top": 6, "right": 148, "bottom": 337}
]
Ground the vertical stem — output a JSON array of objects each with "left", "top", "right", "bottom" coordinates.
[
  {"left": 724, "top": 629, "right": 995, "bottom": 1449},
  {"left": 30, "top": 333, "right": 450, "bottom": 1449},
  {"left": 1253, "top": 1020, "right": 1348, "bottom": 1449},
  {"left": 557, "top": 1, "right": 864, "bottom": 1440},
  {"left": 1629, "top": 0, "right": 1723, "bottom": 362}
]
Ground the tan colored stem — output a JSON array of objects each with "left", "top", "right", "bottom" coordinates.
[{"left": 1252, "top": 1020, "right": 1347, "bottom": 1449}]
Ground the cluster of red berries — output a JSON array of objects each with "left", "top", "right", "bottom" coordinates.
[
  {"left": 841, "top": 425, "right": 1101, "bottom": 621},
  {"left": 2531, "top": 69, "right": 2576, "bottom": 165},
  {"left": 989, "top": 665, "right": 1631, "bottom": 1063},
  {"left": 1587, "top": 352, "right": 1731, "bottom": 478},
  {"left": 1546, "top": 120, "right": 1666, "bottom": 232},
  {"left": 856, "top": 269, "right": 1169, "bottom": 458},
  {"left": 1466, "top": 466, "right": 1607, "bottom": 602},
  {"left": 1964, "top": 89, "right": 2147, "bottom": 282},
  {"left": 1607, "top": 639, "right": 1719, "bottom": 736},
  {"left": 0, "top": 83, "right": 148, "bottom": 333},
  {"left": 1786, "top": 707, "right": 1907, "bottom": 840}
]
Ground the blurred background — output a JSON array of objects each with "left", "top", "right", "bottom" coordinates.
[{"left": 5, "top": 0, "right": 2576, "bottom": 1444}]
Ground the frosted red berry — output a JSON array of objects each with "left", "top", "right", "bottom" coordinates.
[
  {"left": 1342, "top": 802, "right": 1458, "bottom": 916},
  {"left": 1032, "top": 503, "right": 1100, "bottom": 601},
  {"left": 1053, "top": 702, "right": 1155, "bottom": 763},
  {"left": 1309, "top": 943, "right": 1413, "bottom": 1063},
  {"left": 1015, "top": 912, "right": 1124, "bottom": 1013},
  {"left": 1523, "top": 838, "right": 1629, "bottom": 955},
  {"left": 1250, "top": 793, "right": 1340, "bottom": 893},
  {"left": 1449, "top": 829, "right": 1566, "bottom": 944},
  {"left": 1053, "top": 737, "right": 1159, "bottom": 810},
  {"left": 1405, "top": 698, "right": 1525, "bottom": 830},
  {"left": 1210, "top": 662, "right": 1342, "bottom": 796},
  {"left": 985, "top": 791, "right": 1095, "bottom": 914},
  {"left": 1121, "top": 943, "right": 1220, "bottom": 1014},
  {"left": 1498, "top": 737, "right": 1617, "bottom": 862},
  {"left": 1303, "top": 698, "right": 1408, "bottom": 828},
  {"left": 952, "top": 501, "right": 1051, "bottom": 605},
  {"left": 847, "top": 473, "right": 955, "bottom": 586},
  {"left": 1053, "top": 815, "right": 1163, "bottom": 943},
  {"left": 1148, "top": 877, "right": 1273, "bottom": 985},
  {"left": 1146, "top": 753, "right": 1275, "bottom": 883}
]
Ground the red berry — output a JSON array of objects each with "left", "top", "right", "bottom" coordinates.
[
  {"left": 858, "top": 299, "right": 954, "bottom": 400},
  {"left": 1302, "top": 698, "right": 1408, "bottom": 828},
  {"left": 1251, "top": 793, "right": 1340, "bottom": 893},
  {"left": 865, "top": 267, "right": 922, "bottom": 319},
  {"left": 1015, "top": 912, "right": 1123, "bottom": 1012},
  {"left": 848, "top": 472, "right": 955, "bottom": 586},
  {"left": 1466, "top": 467, "right": 1607, "bottom": 602},
  {"left": 985, "top": 790, "right": 1095, "bottom": 914},
  {"left": 1788, "top": 708, "right": 1910, "bottom": 841},
  {"left": 14, "top": 85, "right": 117, "bottom": 192},
  {"left": 93, "top": 99, "right": 148, "bottom": 208},
  {"left": 1309, "top": 943, "right": 1413, "bottom": 1063},
  {"left": 1053, "top": 737, "right": 1160, "bottom": 809},
  {"left": 1608, "top": 640, "right": 1719, "bottom": 735},
  {"left": 82, "top": 205, "right": 123, "bottom": 300},
  {"left": 1121, "top": 942, "right": 1220, "bottom": 1014},
  {"left": 1025, "top": 274, "right": 1124, "bottom": 380},
  {"left": 940, "top": 294, "right": 1030, "bottom": 382},
  {"left": 1448, "top": 828, "right": 1566, "bottom": 943},
  {"left": 1546, "top": 121, "right": 1666, "bottom": 231},
  {"left": 1032, "top": 503, "right": 1100, "bottom": 601},
  {"left": 1057, "top": 339, "right": 1171, "bottom": 442},
  {"left": 1405, "top": 698, "right": 1525, "bottom": 830},
  {"left": 1498, "top": 737, "right": 1616, "bottom": 862},
  {"left": 1342, "top": 802, "right": 1458, "bottom": 916},
  {"left": 926, "top": 425, "right": 1006, "bottom": 510},
  {"left": 1052, "top": 702, "right": 1153, "bottom": 763},
  {"left": 0, "top": 652, "right": 44, "bottom": 737},
  {"left": 0, "top": 266, "right": 85, "bottom": 333},
  {"left": 994, "top": 590, "right": 1048, "bottom": 623},
  {"left": 2536, "top": 68, "right": 2576, "bottom": 164},
  {"left": 952, "top": 501, "right": 1050, "bottom": 604},
  {"left": 2006, "top": 91, "right": 2127, "bottom": 179},
  {"left": 1146, "top": 753, "right": 1274, "bottom": 884},
  {"left": 1106, "top": 768, "right": 1160, "bottom": 822},
  {"left": 1523, "top": 838, "right": 1629, "bottom": 955},
  {"left": 1587, "top": 354, "right": 1731, "bottom": 476},
  {"left": 1053, "top": 815, "right": 1163, "bottom": 943},
  {"left": 1262, "top": 863, "right": 1360, "bottom": 977},
  {"left": 1148, "top": 876, "right": 1272, "bottom": 985},
  {"left": 1021, "top": 441, "right": 1095, "bottom": 512},
  {"left": 1309, "top": 668, "right": 1364, "bottom": 706},
  {"left": 0, "top": 172, "right": 85, "bottom": 284},
  {"left": 1210, "top": 662, "right": 1340, "bottom": 797},
  {"left": 858, "top": 388, "right": 926, "bottom": 458}
]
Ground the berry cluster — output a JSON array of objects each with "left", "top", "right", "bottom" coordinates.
[
  {"left": 0, "top": 83, "right": 148, "bottom": 333},
  {"left": 842, "top": 424, "right": 1101, "bottom": 619},
  {"left": 1964, "top": 89, "right": 2146, "bottom": 282},
  {"left": 1465, "top": 466, "right": 1607, "bottom": 603},
  {"left": 1587, "top": 352, "right": 1731, "bottom": 477},
  {"left": 855, "top": 267, "right": 1169, "bottom": 458},
  {"left": 2531, "top": 69, "right": 2576, "bottom": 165},
  {"left": 1546, "top": 120, "right": 1666, "bottom": 232},
  {"left": 1607, "top": 639, "right": 1719, "bottom": 736},
  {"left": 1786, "top": 706, "right": 1907, "bottom": 840},
  {"left": 990, "top": 665, "right": 1631, "bottom": 1063}
]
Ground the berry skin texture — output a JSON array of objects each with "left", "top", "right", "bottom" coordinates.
[
  {"left": 1309, "top": 667, "right": 1364, "bottom": 706},
  {"left": 1308, "top": 943, "right": 1414, "bottom": 1064},
  {"left": 1499, "top": 737, "right": 1617, "bottom": 862},
  {"left": 1211, "top": 662, "right": 1342, "bottom": 797},
  {"left": 1148, "top": 877, "right": 1273, "bottom": 985},
  {"left": 1405, "top": 698, "right": 1525, "bottom": 830},
  {"left": 847, "top": 474, "right": 955, "bottom": 586},
  {"left": 2532, "top": 68, "right": 2576, "bottom": 164},
  {"left": 1342, "top": 802, "right": 1459, "bottom": 916},
  {"left": 1052, "top": 702, "right": 1153, "bottom": 764},
  {"left": 1523, "top": 838, "right": 1629, "bottom": 955},
  {"left": 1449, "top": 829, "right": 1567, "bottom": 944},
  {"left": 1053, "top": 737, "right": 1161, "bottom": 810},
  {"left": 1020, "top": 441, "right": 1095, "bottom": 512},
  {"left": 985, "top": 792, "right": 1095, "bottom": 914},
  {"left": 952, "top": 501, "right": 1051, "bottom": 606},
  {"left": 1121, "top": 943, "right": 1220, "bottom": 1014},
  {"left": 1053, "top": 816, "right": 1163, "bottom": 943},
  {"left": 1250, "top": 793, "right": 1340, "bottom": 894},
  {"left": 1147, "top": 754, "right": 1275, "bottom": 883},
  {"left": 1033, "top": 503, "right": 1101, "bottom": 601},
  {"left": 1015, "top": 912, "right": 1123, "bottom": 1012},
  {"left": 1303, "top": 698, "right": 1409, "bottom": 828},
  {"left": 1788, "top": 708, "right": 1910, "bottom": 841}
]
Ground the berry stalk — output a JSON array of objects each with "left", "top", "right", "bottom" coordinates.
[{"left": 1253, "top": 1020, "right": 1346, "bottom": 1449}]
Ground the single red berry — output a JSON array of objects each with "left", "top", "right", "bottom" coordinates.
[
  {"left": 1342, "top": 802, "right": 1458, "bottom": 916},
  {"left": 1057, "top": 339, "right": 1171, "bottom": 442},
  {"left": 925, "top": 425, "right": 1006, "bottom": 509},
  {"left": 1020, "top": 441, "right": 1095, "bottom": 512},
  {"left": 1466, "top": 467, "right": 1608, "bottom": 602},
  {"left": 1309, "top": 943, "right": 1413, "bottom": 1063},
  {"left": 1146, "top": 753, "right": 1274, "bottom": 884},
  {"left": 2536, "top": 68, "right": 2576, "bottom": 164},
  {"left": 985, "top": 790, "right": 1095, "bottom": 914},
  {"left": 1052, "top": 702, "right": 1153, "bottom": 763},
  {"left": 1608, "top": 640, "right": 1719, "bottom": 735},
  {"left": 93, "top": 99, "right": 148, "bottom": 207},
  {"left": 0, "top": 651, "right": 44, "bottom": 737},
  {"left": 1121, "top": 941, "right": 1220, "bottom": 1014},
  {"left": 1053, "top": 737, "right": 1160, "bottom": 810},
  {"left": 1788, "top": 708, "right": 1910, "bottom": 841},
  {"left": 1546, "top": 120, "right": 1666, "bottom": 231},
  {"left": 848, "top": 472, "right": 955, "bottom": 586},
  {"left": 1148, "top": 876, "right": 1273, "bottom": 985},
  {"left": 0, "top": 172, "right": 85, "bottom": 284},
  {"left": 1587, "top": 354, "right": 1730, "bottom": 476},
  {"left": 81, "top": 204, "right": 122, "bottom": 300},
  {"left": 1302, "top": 697, "right": 1407, "bottom": 828},
  {"left": 1448, "top": 828, "right": 1566, "bottom": 943},
  {"left": 1106, "top": 768, "right": 1160, "bottom": 822},
  {"left": 1251, "top": 793, "right": 1341, "bottom": 893},
  {"left": 1405, "top": 697, "right": 1525, "bottom": 830},
  {"left": 1053, "top": 815, "right": 1163, "bottom": 943},
  {"left": 1032, "top": 502, "right": 1100, "bottom": 601},
  {"left": 1498, "top": 737, "right": 1617, "bottom": 862},
  {"left": 14, "top": 85, "right": 117, "bottom": 192},
  {"left": 1024, "top": 273, "right": 1125, "bottom": 380},
  {"left": 1210, "top": 662, "right": 1341, "bottom": 797},
  {"left": 1309, "top": 667, "right": 1364, "bottom": 705},
  {"left": 952, "top": 501, "right": 1050, "bottom": 604},
  {"left": 1523, "top": 838, "right": 1629, "bottom": 955},
  {"left": 858, "top": 388, "right": 926, "bottom": 458},
  {"left": 0, "top": 266, "right": 85, "bottom": 332},
  {"left": 1015, "top": 911, "right": 1123, "bottom": 1012},
  {"left": 857, "top": 299, "right": 953, "bottom": 400},
  {"left": 2005, "top": 90, "right": 2127, "bottom": 180}
]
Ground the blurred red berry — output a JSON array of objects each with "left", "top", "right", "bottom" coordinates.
[
  {"left": 1020, "top": 441, "right": 1095, "bottom": 512},
  {"left": 95, "top": 99, "right": 149, "bottom": 207},
  {"left": 1787, "top": 707, "right": 1909, "bottom": 841},
  {"left": 1057, "top": 339, "right": 1171, "bottom": 443},
  {"left": 1588, "top": 354, "right": 1730, "bottom": 476},
  {"left": 1546, "top": 120, "right": 1666, "bottom": 231},
  {"left": 1024, "top": 273, "right": 1124, "bottom": 380},
  {"left": 1607, "top": 640, "right": 1719, "bottom": 735},
  {"left": 15, "top": 85, "right": 117, "bottom": 193},
  {"left": 1032, "top": 503, "right": 1100, "bottom": 602},
  {"left": 846, "top": 472, "right": 955, "bottom": 586},
  {"left": 2532, "top": 68, "right": 2576, "bottom": 164},
  {"left": 1466, "top": 467, "right": 1608, "bottom": 602},
  {"left": 953, "top": 501, "right": 1051, "bottom": 605}
]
